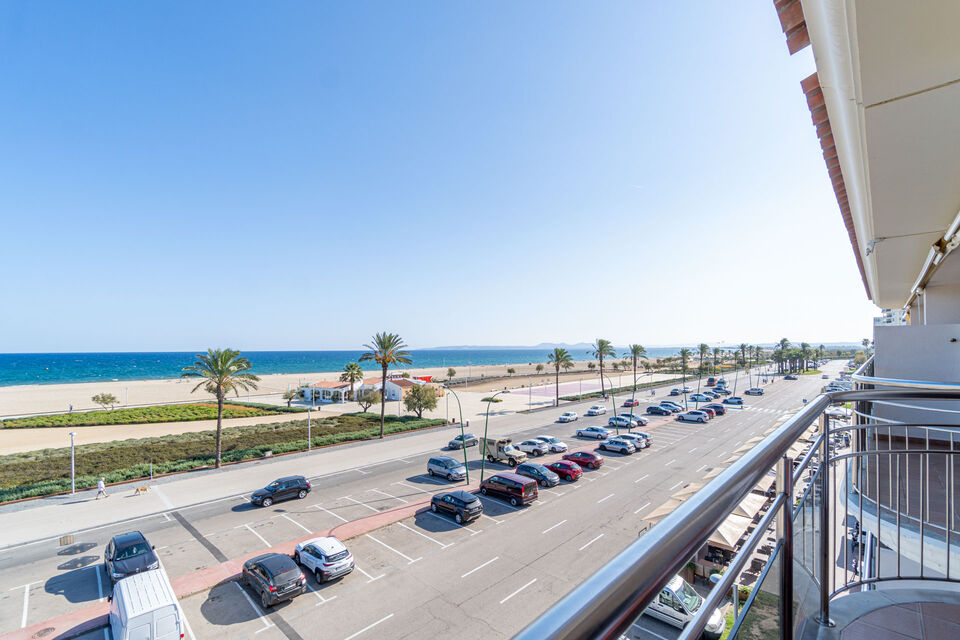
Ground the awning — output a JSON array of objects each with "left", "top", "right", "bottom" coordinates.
[
  {"left": 645, "top": 497, "right": 686, "bottom": 525},
  {"left": 672, "top": 482, "right": 704, "bottom": 499},
  {"left": 708, "top": 513, "right": 754, "bottom": 551},
  {"left": 733, "top": 493, "right": 768, "bottom": 519}
]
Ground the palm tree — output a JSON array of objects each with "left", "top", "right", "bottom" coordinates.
[
  {"left": 712, "top": 347, "right": 722, "bottom": 374},
  {"left": 182, "top": 348, "right": 261, "bottom": 469},
  {"left": 678, "top": 348, "right": 692, "bottom": 409},
  {"left": 626, "top": 344, "right": 647, "bottom": 393},
  {"left": 339, "top": 362, "right": 364, "bottom": 400},
  {"left": 360, "top": 332, "right": 412, "bottom": 438},
  {"left": 799, "top": 342, "right": 812, "bottom": 371},
  {"left": 697, "top": 343, "right": 710, "bottom": 375},
  {"left": 590, "top": 339, "right": 616, "bottom": 397},
  {"left": 818, "top": 344, "right": 825, "bottom": 361},
  {"left": 547, "top": 348, "right": 574, "bottom": 407},
  {"left": 738, "top": 343, "right": 749, "bottom": 368}
]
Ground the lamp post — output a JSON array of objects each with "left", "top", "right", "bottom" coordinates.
[
  {"left": 601, "top": 375, "right": 619, "bottom": 433},
  {"left": 69, "top": 432, "right": 77, "bottom": 494},
  {"left": 307, "top": 409, "right": 312, "bottom": 452},
  {"left": 443, "top": 386, "right": 470, "bottom": 483},
  {"left": 480, "top": 390, "right": 507, "bottom": 483}
]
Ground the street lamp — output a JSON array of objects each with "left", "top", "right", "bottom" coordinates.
[
  {"left": 307, "top": 409, "right": 312, "bottom": 452},
  {"left": 443, "top": 386, "right": 470, "bottom": 483},
  {"left": 601, "top": 375, "right": 619, "bottom": 433},
  {"left": 480, "top": 389, "right": 508, "bottom": 482},
  {"left": 69, "top": 432, "right": 77, "bottom": 494}
]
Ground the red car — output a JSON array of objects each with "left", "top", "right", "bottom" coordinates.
[
  {"left": 623, "top": 399, "right": 639, "bottom": 407},
  {"left": 563, "top": 451, "right": 604, "bottom": 470},
  {"left": 545, "top": 460, "right": 583, "bottom": 482},
  {"left": 704, "top": 403, "right": 726, "bottom": 416},
  {"left": 699, "top": 407, "right": 716, "bottom": 418}
]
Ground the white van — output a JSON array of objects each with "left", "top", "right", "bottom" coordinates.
[
  {"left": 109, "top": 568, "right": 183, "bottom": 640},
  {"left": 643, "top": 575, "right": 725, "bottom": 639}
]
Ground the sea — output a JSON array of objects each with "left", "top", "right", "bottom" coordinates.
[{"left": 0, "top": 348, "right": 689, "bottom": 387}]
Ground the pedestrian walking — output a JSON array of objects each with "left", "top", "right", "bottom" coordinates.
[
  {"left": 96, "top": 477, "right": 108, "bottom": 500},
  {"left": 69, "top": 404, "right": 73, "bottom": 413}
]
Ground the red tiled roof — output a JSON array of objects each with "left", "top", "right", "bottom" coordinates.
[
  {"left": 309, "top": 381, "right": 351, "bottom": 389},
  {"left": 362, "top": 377, "right": 382, "bottom": 385},
  {"left": 389, "top": 378, "right": 417, "bottom": 388}
]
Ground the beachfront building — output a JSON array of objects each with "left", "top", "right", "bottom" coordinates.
[
  {"left": 357, "top": 376, "right": 426, "bottom": 401},
  {"left": 298, "top": 380, "right": 352, "bottom": 404}
]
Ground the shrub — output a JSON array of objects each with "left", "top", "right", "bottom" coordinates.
[
  {"left": 0, "top": 402, "right": 297, "bottom": 429},
  {"left": 481, "top": 397, "right": 503, "bottom": 403}
]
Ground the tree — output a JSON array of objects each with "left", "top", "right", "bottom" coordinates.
[
  {"left": 92, "top": 393, "right": 118, "bottom": 410},
  {"left": 447, "top": 367, "right": 456, "bottom": 381},
  {"left": 339, "top": 362, "right": 364, "bottom": 400},
  {"left": 818, "top": 344, "right": 825, "bottom": 361},
  {"left": 590, "top": 339, "right": 616, "bottom": 397},
  {"left": 282, "top": 389, "right": 298, "bottom": 407},
  {"left": 587, "top": 362, "right": 596, "bottom": 371},
  {"left": 360, "top": 332, "right": 413, "bottom": 438},
  {"left": 626, "top": 344, "right": 647, "bottom": 392},
  {"left": 403, "top": 384, "right": 438, "bottom": 418},
  {"left": 507, "top": 367, "right": 516, "bottom": 376},
  {"left": 357, "top": 389, "right": 381, "bottom": 413},
  {"left": 547, "top": 348, "right": 574, "bottom": 407},
  {"left": 739, "top": 343, "right": 749, "bottom": 368},
  {"left": 712, "top": 347, "right": 722, "bottom": 373},
  {"left": 181, "top": 348, "right": 261, "bottom": 469},
  {"left": 678, "top": 348, "right": 692, "bottom": 384},
  {"left": 611, "top": 362, "right": 620, "bottom": 372},
  {"left": 862, "top": 338, "right": 871, "bottom": 353},
  {"left": 535, "top": 364, "right": 544, "bottom": 375},
  {"left": 799, "top": 342, "right": 812, "bottom": 371}
]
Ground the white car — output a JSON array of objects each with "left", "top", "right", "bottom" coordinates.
[
  {"left": 678, "top": 410, "right": 709, "bottom": 423},
  {"left": 517, "top": 439, "right": 549, "bottom": 456},
  {"left": 744, "top": 387, "right": 764, "bottom": 396},
  {"left": 608, "top": 415, "right": 637, "bottom": 429},
  {"left": 586, "top": 405, "right": 607, "bottom": 416},
  {"left": 576, "top": 426, "right": 611, "bottom": 439},
  {"left": 294, "top": 537, "right": 355, "bottom": 583},
  {"left": 645, "top": 575, "right": 724, "bottom": 639},
  {"left": 614, "top": 433, "right": 648, "bottom": 449},
  {"left": 534, "top": 435, "right": 568, "bottom": 452},
  {"left": 557, "top": 411, "right": 579, "bottom": 423},
  {"left": 617, "top": 412, "right": 649, "bottom": 426},
  {"left": 690, "top": 393, "right": 711, "bottom": 402}
]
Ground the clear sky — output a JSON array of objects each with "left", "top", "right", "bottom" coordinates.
[{"left": 0, "top": 1, "right": 879, "bottom": 352}]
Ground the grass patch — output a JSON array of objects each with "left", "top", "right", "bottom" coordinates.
[
  {"left": 720, "top": 588, "right": 780, "bottom": 640},
  {"left": 0, "top": 401, "right": 303, "bottom": 429},
  {"left": 799, "top": 369, "right": 823, "bottom": 375},
  {"left": 0, "top": 412, "right": 444, "bottom": 502},
  {"left": 481, "top": 397, "right": 503, "bottom": 403}
]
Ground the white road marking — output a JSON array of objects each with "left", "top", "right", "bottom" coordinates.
[
  {"left": 480, "top": 513, "right": 504, "bottom": 525},
  {"left": 344, "top": 496, "right": 379, "bottom": 513},
  {"left": 355, "top": 565, "right": 384, "bottom": 583},
  {"left": 688, "top": 447, "right": 698, "bottom": 453},
  {"left": 366, "top": 534, "right": 422, "bottom": 564},
  {"left": 305, "top": 581, "right": 337, "bottom": 605},
  {"left": 696, "top": 464, "right": 707, "bottom": 472},
  {"left": 542, "top": 520, "right": 567, "bottom": 534},
  {"left": 500, "top": 578, "right": 537, "bottom": 604},
  {"left": 579, "top": 534, "right": 604, "bottom": 551},
  {"left": 342, "top": 613, "right": 395, "bottom": 640},
  {"left": 635, "top": 502, "right": 651, "bottom": 514},
  {"left": 397, "top": 522, "right": 451, "bottom": 548},
  {"left": 665, "top": 459, "right": 677, "bottom": 466},
  {"left": 635, "top": 474, "right": 649, "bottom": 484},
  {"left": 280, "top": 513, "right": 312, "bottom": 534},
  {"left": 461, "top": 556, "right": 499, "bottom": 578},
  {"left": 12, "top": 582, "right": 34, "bottom": 628},
  {"left": 392, "top": 481, "right": 432, "bottom": 496},
  {"left": 478, "top": 494, "right": 521, "bottom": 511},
  {"left": 669, "top": 480, "right": 684, "bottom": 490},
  {"left": 162, "top": 512, "right": 172, "bottom": 522},
  {"left": 158, "top": 556, "right": 197, "bottom": 640},
  {"left": 313, "top": 505, "right": 348, "bottom": 523},
  {"left": 370, "top": 488, "right": 408, "bottom": 503},
  {"left": 355, "top": 468, "right": 370, "bottom": 475},
  {"left": 234, "top": 582, "right": 272, "bottom": 632},
  {"left": 241, "top": 524, "right": 270, "bottom": 547},
  {"left": 94, "top": 564, "right": 104, "bottom": 603},
  {"left": 598, "top": 493, "right": 615, "bottom": 504}
]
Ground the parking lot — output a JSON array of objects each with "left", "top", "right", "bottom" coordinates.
[{"left": 0, "top": 367, "right": 837, "bottom": 639}]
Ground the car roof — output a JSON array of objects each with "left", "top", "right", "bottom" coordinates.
[
  {"left": 275, "top": 475, "right": 305, "bottom": 483},
  {"left": 303, "top": 536, "right": 347, "bottom": 556},
  {"left": 449, "top": 490, "right": 478, "bottom": 502},
  {"left": 112, "top": 531, "right": 147, "bottom": 546},
  {"left": 250, "top": 553, "right": 297, "bottom": 575},
  {"left": 493, "top": 472, "right": 534, "bottom": 484}
]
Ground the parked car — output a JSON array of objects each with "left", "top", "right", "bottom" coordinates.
[
  {"left": 704, "top": 403, "right": 726, "bottom": 416},
  {"left": 703, "top": 391, "right": 719, "bottom": 399},
  {"left": 479, "top": 472, "right": 538, "bottom": 507},
  {"left": 706, "top": 377, "right": 717, "bottom": 386},
  {"left": 744, "top": 387, "right": 764, "bottom": 396},
  {"left": 659, "top": 401, "right": 684, "bottom": 413},
  {"left": 690, "top": 393, "right": 711, "bottom": 402},
  {"left": 242, "top": 553, "right": 306, "bottom": 608},
  {"left": 429, "top": 490, "right": 483, "bottom": 524},
  {"left": 678, "top": 410, "right": 709, "bottom": 423},
  {"left": 108, "top": 568, "right": 181, "bottom": 640},
  {"left": 516, "top": 439, "right": 549, "bottom": 456},
  {"left": 614, "top": 433, "right": 648, "bottom": 449},
  {"left": 427, "top": 456, "right": 467, "bottom": 481},
  {"left": 822, "top": 374, "right": 830, "bottom": 379},
  {"left": 294, "top": 536, "right": 355, "bottom": 583},
  {"left": 607, "top": 416, "right": 637, "bottom": 429},
  {"left": 643, "top": 575, "right": 724, "bottom": 639},
  {"left": 534, "top": 435, "right": 568, "bottom": 452},
  {"left": 723, "top": 396, "right": 744, "bottom": 405},
  {"left": 104, "top": 532, "right": 159, "bottom": 584},
  {"left": 448, "top": 433, "right": 478, "bottom": 449},
  {"left": 545, "top": 460, "right": 583, "bottom": 482},
  {"left": 250, "top": 476, "right": 311, "bottom": 507},
  {"left": 557, "top": 411, "right": 579, "bottom": 423},
  {"left": 577, "top": 425, "right": 611, "bottom": 439},
  {"left": 713, "top": 387, "right": 732, "bottom": 396},
  {"left": 586, "top": 405, "right": 607, "bottom": 416},
  {"left": 630, "top": 431, "right": 652, "bottom": 447},
  {"left": 785, "top": 374, "right": 799, "bottom": 380},
  {"left": 623, "top": 398, "right": 640, "bottom": 407},
  {"left": 669, "top": 388, "right": 681, "bottom": 396},
  {"left": 698, "top": 407, "right": 716, "bottom": 418},
  {"left": 599, "top": 438, "right": 635, "bottom": 454},
  {"left": 617, "top": 412, "right": 649, "bottom": 426},
  {"left": 563, "top": 451, "right": 604, "bottom": 469},
  {"left": 647, "top": 405, "right": 672, "bottom": 416},
  {"left": 516, "top": 462, "right": 561, "bottom": 488},
  {"left": 681, "top": 386, "right": 693, "bottom": 393}
]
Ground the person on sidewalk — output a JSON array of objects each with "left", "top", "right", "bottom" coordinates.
[{"left": 96, "top": 477, "right": 108, "bottom": 500}]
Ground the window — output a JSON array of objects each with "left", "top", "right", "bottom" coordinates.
[
  {"left": 156, "top": 613, "right": 178, "bottom": 638},
  {"left": 116, "top": 542, "right": 150, "bottom": 560}
]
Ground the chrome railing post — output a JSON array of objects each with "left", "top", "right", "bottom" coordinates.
[
  {"left": 779, "top": 455, "right": 794, "bottom": 638},
  {"left": 817, "top": 412, "right": 834, "bottom": 627}
]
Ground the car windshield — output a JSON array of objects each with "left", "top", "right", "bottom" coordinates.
[
  {"left": 677, "top": 580, "right": 702, "bottom": 612},
  {"left": 116, "top": 542, "right": 150, "bottom": 560},
  {"left": 544, "top": 437, "right": 559, "bottom": 443},
  {"left": 439, "top": 459, "right": 459, "bottom": 468},
  {"left": 503, "top": 445, "right": 519, "bottom": 453}
]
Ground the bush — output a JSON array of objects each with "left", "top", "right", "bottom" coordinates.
[
  {"left": 481, "top": 397, "right": 503, "bottom": 403},
  {"left": 0, "top": 402, "right": 297, "bottom": 429}
]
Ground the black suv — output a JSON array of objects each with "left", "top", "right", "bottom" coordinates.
[
  {"left": 430, "top": 490, "right": 483, "bottom": 524},
  {"left": 242, "top": 553, "right": 305, "bottom": 607},
  {"left": 251, "top": 476, "right": 311, "bottom": 507},
  {"left": 104, "top": 531, "right": 159, "bottom": 584}
]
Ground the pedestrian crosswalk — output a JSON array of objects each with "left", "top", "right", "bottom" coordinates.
[{"left": 743, "top": 406, "right": 791, "bottom": 415}]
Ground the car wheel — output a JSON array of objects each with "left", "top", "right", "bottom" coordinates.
[
  {"left": 315, "top": 568, "right": 324, "bottom": 584},
  {"left": 480, "top": 487, "right": 488, "bottom": 495},
  {"left": 487, "top": 455, "right": 495, "bottom": 463},
  {"left": 700, "top": 418, "right": 706, "bottom": 423},
  {"left": 535, "top": 450, "right": 543, "bottom": 457},
  {"left": 508, "top": 459, "right": 518, "bottom": 467},
  {"left": 510, "top": 497, "right": 519, "bottom": 507},
  {"left": 540, "top": 480, "right": 547, "bottom": 488},
  {"left": 298, "top": 489, "right": 307, "bottom": 499},
  {"left": 428, "top": 469, "right": 435, "bottom": 476},
  {"left": 591, "top": 463, "right": 598, "bottom": 469},
  {"left": 448, "top": 473, "right": 457, "bottom": 481},
  {"left": 261, "top": 497, "right": 273, "bottom": 507},
  {"left": 455, "top": 513, "right": 463, "bottom": 524},
  {"left": 260, "top": 591, "right": 271, "bottom": 608},
  {"left": 431, "top": 503, "right": 438, "bottom": 513},
  {"left": 293, "top": 552, "right": 301, "bottom": 565}
]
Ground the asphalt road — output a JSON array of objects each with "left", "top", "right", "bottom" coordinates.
[{"left": 0, "top": 365, "right": 841, "bottom": 639}]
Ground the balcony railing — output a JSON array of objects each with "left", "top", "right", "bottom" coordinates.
[{"left": 515, "top": 358, "right": 960, "bottom": 640}]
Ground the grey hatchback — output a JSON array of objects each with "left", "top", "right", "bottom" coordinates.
[
  {"left": 515, "top": 462, "right": 560, "bottom": 488},
  {"left": 427, "top": 456, "right": 467, "bottom": 481}
]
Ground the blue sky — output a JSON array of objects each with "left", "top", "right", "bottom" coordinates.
[{"left": 0, "top": 2, "right": 878, "bottom": 352}]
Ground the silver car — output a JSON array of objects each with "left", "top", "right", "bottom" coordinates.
[
  {"left": 534, "top": 435, "right": 568, "bottom": 452},
  {"left": 427, "top": 456, "right": 467, "bottom": 481},
  {"left": 599, "top": 438, "right": 636, "bottom": 454},
  {"left": 517, "top": 439, "right": 549, "bottom": 456}
]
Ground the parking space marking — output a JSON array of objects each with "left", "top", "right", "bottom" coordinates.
[
  {"left": 542, "top": 520, "right": 567, "bottom": 534},
  {"left": 696, "top": 464, "right": 707, "bottom": 472},
  {"left": 579, "top": 534, "right": 604, "bottom": 551},
  {"left": 461, "top": 556, "right": 499, "bottom": 578},
  {"left": 241, "top": 523, "right": 271, "bottom": 547},
  {"left": 631, "top": 621, "right": 671, "bottom": 640},
  {"left": 500, "top": 578, "right": 537, "bottom": 604},
  {"left": 478, "top": 495, "right": 520, "bottom": 511},
  {"left": 355, "top": 565, "right": 385, "bottom": 583},
  {"left": 344, "top": 496, "right": 379, "bottom": 513},
  {"left": 11, "top": 582, "right": 34, "bottom": 628},
  {"left": 94, "top": 564, "right": 104, "bottom": 602},
  {"left": 414, "top": 474, "right": 447, "bottom": 486},
  {"left": 313, "top": 504, "right": 349, "bottom": 523},
  {"left": 669, "top": 480, "right": 684, "bottom": 490},
  {"left": 391, "top": 481, "right": 432, "bottom": 496},
  {"left": 366, "top": 534, "right": 421, "bottom": 564},
  {"left": 598, "top": 493, "right": 615, "bottom": 504},
  {"left": 664, "top": 459, "right": 677, "bottom": 467},
  {"left": 162, "top": 512, "right": 172, "bottom": 522},
  {"left": 370, "top": 488, "right": 408, "bottom": 503},
  {"left": 342, "top": 613, "right": 394, "bottom": 640},
  {"left": 635, "top": 502, "right": 651, "bottom": 514},
  {"left": 688, "top": 447, "right": 698, "bottom": 453},
  {"left": 397, "top": 522, "right": 451, "bottom": 548},
  {"left": 279, "top": 513, "right": 312, "bottom": 534},
  {"left": 306, "top": 581, "right": 337, "bottom": 605},
  {"left": 480, "top": 512, "right": 504, "bottom": 525},
  {"left": 233, "top": 582, "right": 273, "bottom": 632},
  {"left": 355, "top": 468, "right": 370, "bottom": 475},
  {"left": 635, "top": 474, "right": 649, "bottom": 484}
]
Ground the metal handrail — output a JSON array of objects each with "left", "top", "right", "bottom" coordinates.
[{"left": 850, "top": 372, "right": 960, "bottom": 391}]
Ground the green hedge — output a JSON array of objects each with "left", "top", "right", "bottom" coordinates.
[
  {"left": 0, "top": 412, "right": 445, "bottom": 502},
  {"left": 0, "top": 401, "right": 301, "bottom": 429}
]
